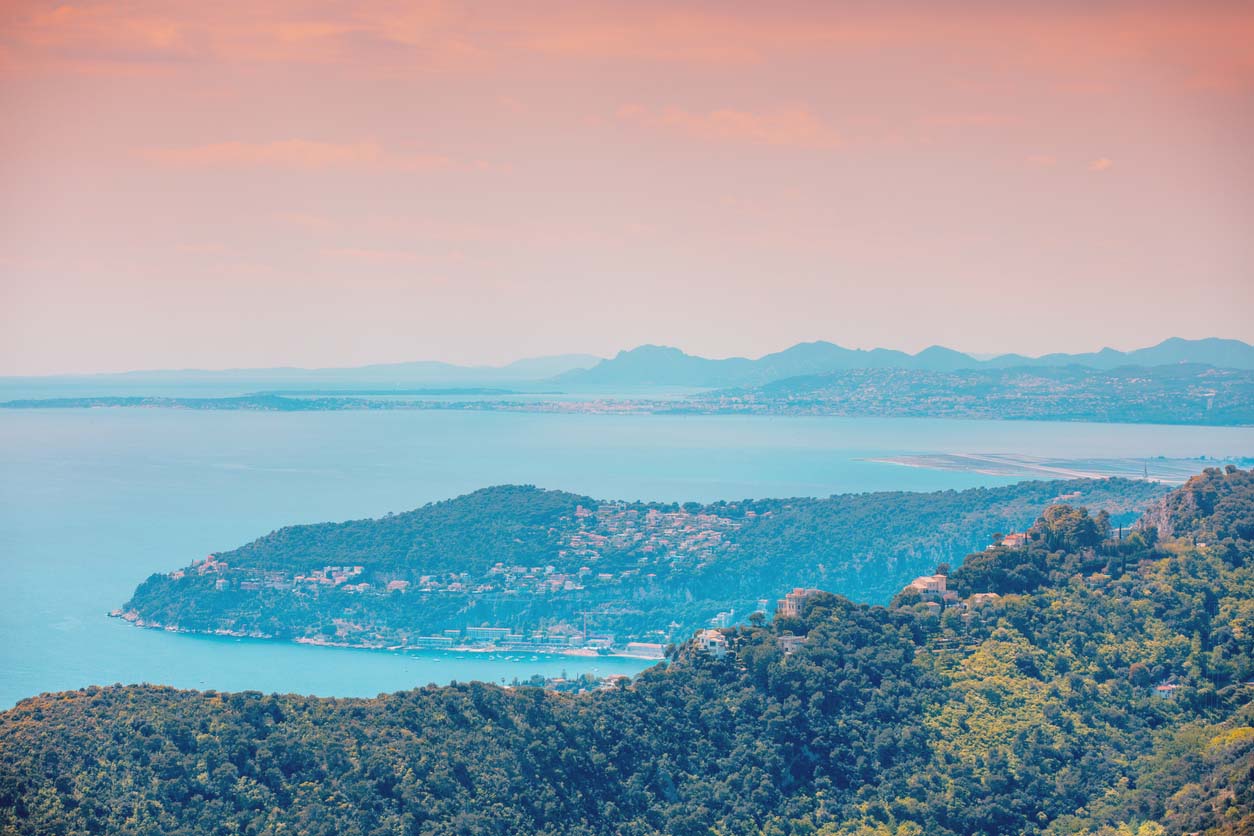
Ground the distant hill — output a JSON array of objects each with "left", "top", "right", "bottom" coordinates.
[
  {"left": 493, "top": 354, "right": 603, "bottom": 379},
  {"left": 552, "top": 345, "right": 757, "bottom": 386},
  {"left": 555, "top": 341, "right": 954, "bottom": 386},
  {"left": 560, "top": 337, "right": 1254, "bottom": 387},
  {"left": 6, "top": 338, "right": 1251, "bottom": 396},
  {"left": 0, "top": 353, "right": 603, "bottom": 397},
  {"left": 984, "top": 336, "right": 1254, "bottom": 370}
]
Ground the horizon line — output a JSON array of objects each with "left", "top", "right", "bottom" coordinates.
[{"left": 3, "top": 335, "right": 1250, "bottom": 380}]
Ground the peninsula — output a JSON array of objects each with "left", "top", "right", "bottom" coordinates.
[{"left": 115, "top": 478, "right": 1168, "bottom": 655}]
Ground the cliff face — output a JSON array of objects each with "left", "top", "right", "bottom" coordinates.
[
  {"left": 1138, "top": 491, "right": 1182, "bottom": 538},
  {"left": 1141, "top": 465, "right": 1254, "bottom": 541}
]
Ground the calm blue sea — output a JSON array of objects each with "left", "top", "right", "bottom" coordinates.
[{"left": 1, "top": 408, "right": 1250, "bottom": 709}]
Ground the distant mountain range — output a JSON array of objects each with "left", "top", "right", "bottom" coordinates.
[
  {"left": 98, "top": 353, "right": 603, "bottom": 384},
  {"left": 558, "top": 337, "right": 1254, "bottom": 387},
  {"left": 4, "top": 338, "right": 1251, "bottom": 396},
  {"left": 0, "top": 354, "right": 603, "bottom": 397}
]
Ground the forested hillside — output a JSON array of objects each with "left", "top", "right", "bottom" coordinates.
[
  {"left": 119, "top": 478, "right": 1166, "bottom": 646},
  {"left": 2, "top": 467, "right": 1251, "bottom": 835}
]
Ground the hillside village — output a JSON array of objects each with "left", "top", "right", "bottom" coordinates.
[
  {"left": 122, "top": 497, "right": 1170, "bottom": 668},
  {"left": 118, "top": 502, "right": 765, "bottom": 656},
  {"left": 180, "top": 501, "right": 745, "bottom": 599},
  {"left": 116, "top": 480, "right": 1170, "bottom": 661}
]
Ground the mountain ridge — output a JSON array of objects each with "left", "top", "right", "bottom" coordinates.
[
  {"left": 559, "top": 337, "right": 1254, "bottom": 386},
  {"left": 0, "top": 353, "right": 604, "bottom": 397},
  {"left": 5, "top": 338, "right": 1251, "bottom": 393}
]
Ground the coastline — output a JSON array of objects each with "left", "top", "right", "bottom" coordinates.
[
  {"left": 109, "top": 611, "right": 668, "bottom": 662},
  {"left": 6, "top": 394, "right": 1252, "bottom": 429},
  {"left": 859, "top": 453, "right": 1214, "bottom": 484},
  {"left": 863, "top": 454, "right": 1108, "bottom": 480}
]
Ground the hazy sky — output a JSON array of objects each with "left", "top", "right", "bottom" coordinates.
[{"left": 2, "top": 0, "right": 1252, "bottom": 374}]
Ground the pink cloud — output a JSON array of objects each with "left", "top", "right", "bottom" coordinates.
[
  {"left": 3, "top": 1, "right": 1252, "bottom": 95},
  {"left": 0, "top": 0, "right": 485, "bottom": 75},
  {"left": 139, "top": 140, "right": 461, "bottom": 171},
  {"left": 1088, "top": 157, "right": 1114, "bottom": 172},
  {"left": 617, "top": 104, "right": 841, "bottom": 149},
  {"left": 920, "top": 113, "right": 1017, "bottom": 127},
  {"left": 322, "top": 247, "right": 425, "bottom": 264},
  {"left": 174, "top": 242, "right": 226, "bottom": 255},
  {"left": 522, "top": 13, "right": 767, "bottom": 65},
  {"left": 269, "top": 211, "right": 338, "bottom": 231}
]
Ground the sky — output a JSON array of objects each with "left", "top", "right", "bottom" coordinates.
[{"left": 1, "top": 0, "right": 1252, "bottom": 375}]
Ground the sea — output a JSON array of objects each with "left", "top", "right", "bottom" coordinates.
[{"left": 1, "top": 406, "right": 1250, "bottom": 709}]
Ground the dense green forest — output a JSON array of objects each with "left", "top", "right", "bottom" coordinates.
[
  {"left": 2, "top": 467, "right": 1252, "bottom": 835},
  {"left": 120, "top": 479, "right": 1167, "bottom": 646}
]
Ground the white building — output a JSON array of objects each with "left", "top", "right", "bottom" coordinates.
[{"left": 697, "top": 629, "right": 728, "bottom": 657}]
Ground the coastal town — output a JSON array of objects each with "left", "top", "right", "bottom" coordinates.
[
  {"left": 17, "top": 361, "right": 1251, "bottom": 427},
  {"left": 115, "top": 500, "right": 767, "bottom": 657},
  {"left": 114, "top": 514, "right": 1202, "bottom": 709},
  {"left": 181, "top": 501, "right": 745, "bottom": 600},
  {"left": 116, "top": 578, "right": 809, "bottom": 663},
  {"left": 112, "top": 496, "right": 1123, "bottom": 663},
  {"left": 113, "top": 469, "right": 1169, "bottom": 680}
]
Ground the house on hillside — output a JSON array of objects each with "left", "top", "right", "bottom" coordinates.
[
  {"left": 697, "top": 629, "right": 728, "bottom": 658},
  {"left": 776, "top": 634, "right": 806, "bottom": 655},
  {"left": 776, "top": 587, "right": 822, "bottom": 618},
  {"left": 907, "top": 574, "right": 947, "bottom": 601}
]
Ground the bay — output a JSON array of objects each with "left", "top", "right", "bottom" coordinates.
[{"left": 1, "top": 407, "right": 1249, "bottom": 709}]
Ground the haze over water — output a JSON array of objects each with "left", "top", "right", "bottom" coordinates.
[{"left": 1, "top": 407, "right": 1250, "bottom": 709}]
